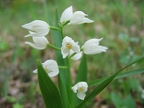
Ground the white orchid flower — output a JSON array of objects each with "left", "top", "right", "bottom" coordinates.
[
  {"left": 60, "top": 6, "right": 73, "bottom": 24},
  {"left": 25, "top": 36, "right": 49, "bottom": 50},
  {"left": 33, "top": 60, "right": 59, "bottom": 77},
  {"left": 70, "top": 11, "right": 94, "bottom": 25},
  {"left": 60, "top": 6, "right": 93, "bottom": 25},
  {"left": 72, "top": 82, "right": 88, "bottom": 100},
  {"left": 82, "top": 38, "right": 108, "bottom": 55},
  {"left": 61, "top": 36, "right": 80, "bottom": 58},
  {"left": 22, "top": 20, "right": 50, "bottom": 37}
]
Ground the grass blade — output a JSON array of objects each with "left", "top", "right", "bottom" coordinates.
[{"left": 37, "top": 60, "right": 63, "bottom": 108}]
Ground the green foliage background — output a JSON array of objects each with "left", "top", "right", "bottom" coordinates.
[{"left": 0, "top": 0, "right": 144, "bottom": 107}]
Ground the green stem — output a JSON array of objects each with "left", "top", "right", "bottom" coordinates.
[
  {"left": 60, "top": 25, "right": 73, "bottom": 108},
  {"left": 65, "top": 57, "right": 73, "bottom": 108},
  {"left": 68, "top": 52, "right": 77, "bottom": 59},
  {"left": 50, "top": 26, "right": 61, "bottom": 31},
  {"left": 60, "top": 27, "right": 64, "bottom": 38},
  {"left": 61, "top": 20, "right": 70, "bottom": 27},
  {"left": 47, "top": 43, "right": 61, "bottom": 50}
]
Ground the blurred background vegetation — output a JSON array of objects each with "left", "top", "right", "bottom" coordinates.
[{"left": 0, "top": 0, "right": 144, "bottom": 108}]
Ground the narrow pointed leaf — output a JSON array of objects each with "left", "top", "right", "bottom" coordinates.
[
  {"left": 88, "top": 67, "right": 144, "bottom": 86},
  {"left": 75, "top": 54, "right": 87, "bottom": 83},
  {"left": 75, "top": 56, "right": 144, "bottom": 108},
  {"left": 37, "top": 60, "right": 63, "bottom": 108}
]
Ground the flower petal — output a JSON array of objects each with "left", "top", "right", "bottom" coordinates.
[
  {"left": 83, "top": 45, "right": 108, "bottom": 55},
  {"left": 77, "top": 82, "right": 88, "bottom": 92},
  {"left": 25, "top": 42, "right": 46, "bottom": 50},
  {"left": 70, "top": 51, "right": 83, "bottom": 60},
  {"left": 33, "top": 69, "right": 37, "bottom": 73},
  {"left": 33, "top": 60, "right": 59, "bottom": 77},
  {"left": 71, "top": 85, "right": 78, "bottom": 93},
  {"left": 25, "top": 36, "right": 48, "bottom": 50},
  {"left": 60, "top": 6, "right": 73, "bottom": 23},
  {"left": 33, "top": 36, "right": 49, "bottom": 46},
  {"left": 43, "top": 60, "right": 59, "bottom": 77},
  {"left": 72, "top": 42, "right": 80, "bottom": 53},
  {"left": 61, "top": 47, "right": 70, "bottom": 58},
  {"left": 82, "top": 38, "right": 103, "bottom": 47},
  {"left": 77, "top": 92, "right": 86, "bottom": 100}
]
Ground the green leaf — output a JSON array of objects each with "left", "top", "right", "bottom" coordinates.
[
  {"left": 13, "top": 103, "right": 24, "bottom": 108},
  {"left": 75, "top": 56, "right": 144, "bottom": 108},
  {"left": 37, "top": 60, "right": 63, "bottom": 108},
  {"left": 75, "top": 54, "right": 87, "bottom": 83},
  {"left": 88, "top": 68, "right": 144, "bottom": 86},
  {"left": 128, "top": 78, "right": 140, "bottom": 91},
  {"left": 111, "top": 92, "right": 122, "bottom": 107},
  {"left": 111, "top": 93, "right": 136, "bottom": 108},
  {"left": 73, "top": 54, "right": 87, "bottom": 107},
  {"left": 122, "top": 95, "right": 136, "bottom": 108}
]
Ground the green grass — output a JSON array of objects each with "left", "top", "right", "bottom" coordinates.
[{"left": 0, "top": 0, "right": 144, "bottom": 107}]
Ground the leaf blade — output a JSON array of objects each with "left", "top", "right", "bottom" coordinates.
[
  {"left": 37, "top": 60, "right": 63, "bottom": 108},
  {"left": 88, "top": 67, "right": 144, "bottom": 86},
  {"left": 75, "top": 54, "right": 87, "bottom": 83}
]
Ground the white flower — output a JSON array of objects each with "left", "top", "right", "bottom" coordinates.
[
  {"left": 25, "top": 36, "right": 49, "bottom": 50},
  {"left": 61, "top": 36, "right": 80, "bottom": 58},
  {"left": 82, "top": 38, "right": 108, "bottom": 55},
  {"left": 60, "top": 6, "right": 73, "bottom": 24},
  {"left": 22, "top": 20, "right": 49, "bottom": 37},
  {"left": 72, "top": 82, "right": 88, "bottom": 100},
  {"left": 33, "top": 60, "right": 59, "bottom": 77},
  {"left": 70, "top": 11, "right": 94, "bottom": 25},
  {"left": 60, "top": 6, "right": 93, "bottom": 25}
]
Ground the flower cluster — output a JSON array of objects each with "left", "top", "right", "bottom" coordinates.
[
  {"left": 22, "top": 20, "right": 49, "bottom": 50},
  {"left": 61, "top": 36, "right": 108, "bottom": 60},
  {"left": 22, "top": 6, "right": 108, "bottom": 100}
]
